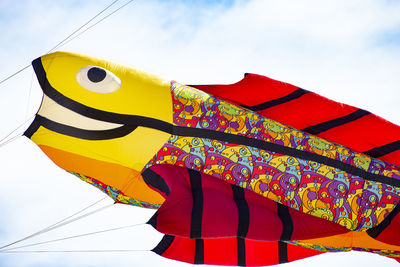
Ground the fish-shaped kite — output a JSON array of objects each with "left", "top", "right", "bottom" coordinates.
[{"left": 24, "top": 51, "right": 400, "bottom": 266}]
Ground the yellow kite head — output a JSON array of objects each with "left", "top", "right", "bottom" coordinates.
[
  {"left": 24, "top": 52, "right": 174, "bottom": 205},
  {"left": 32, "top": 51, "right": 172, "bottom": 123}
]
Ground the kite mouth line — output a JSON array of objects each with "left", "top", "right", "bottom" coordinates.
[{"left": 38, "top": 94, "right": 124, "bottom": 131}]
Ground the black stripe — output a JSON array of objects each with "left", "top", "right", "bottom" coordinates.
[
  {"left": 302, "top": 109, "right": 371, "bottom": 135},
  {"left": 142, "top": 168, "right": 171, "bottom": 196},
  {"left": 172, "top": 127, "right": 400, "bottom": 188},
  {"left": 367, "top": 202, "right": 400, "bottom": 238},
  {"left": 364, "top": 140, "right": 400, "bottom": 158},
  {"left": 241, "top": 88, "right": 309, "bottom": 111},
  {"left": 277, "top": 203, "right": 293, "bottom": 241},
  {"left": 236, "top": 237, "right": 246, "bottom": 266},
  {"left": 147, "top": 212, "right": 158, "bottom": 229},
  {"left": 278, "top": 241, "right": 289, "bottom": 263},
  {"left": 27, "top": 115, "right": 137, "bottom": 140},
  {"left": 189, "top": 169, "right": 203, "bottom": 239},
  {"left": 277, "top": 203, "right": 291, "bottom": 264},
  {"left": 23, "top": 116, "right": 42, "bottom": 138},
  {"left": 151, "top": 235, "right": 175, "bottom": 255},
  {"left": 31, "top": 57, "right": 400, "bottom": 188},
  {"left": 231, "top": 185, "right": 250, "bottom": 238},
  {"left": 194, "top": 239, "right": 204, "bottom": 264}
]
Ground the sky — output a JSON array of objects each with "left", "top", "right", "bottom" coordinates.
[{"left": 0, "top": 0, "right": 400, "bottom": 266}]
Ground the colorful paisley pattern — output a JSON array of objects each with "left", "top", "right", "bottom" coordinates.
[
  {"left": 146, "top": 81, "right": 400, "bottom": 231},
  {"left": 70, "top": 172, "right": 160, "bottom": 209}
]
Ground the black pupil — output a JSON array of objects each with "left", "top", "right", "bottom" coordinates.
[{"left": 87, "top": 67, "right": 107, "bottom": 83}]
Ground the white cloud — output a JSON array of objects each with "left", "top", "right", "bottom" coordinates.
[{"left": 1, "top": 0, "right": 400, "bottom": 266}]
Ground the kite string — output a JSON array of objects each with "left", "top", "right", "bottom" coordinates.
[
  {"left": 0, "top": 222, "right": 146, "bottom": 252},
  {"left": 0, "top": 65, "right": 31, "bottom": 87},
  {"left": 46, "top": 0, "right": 120, "bottom": 53},
  {"left": 24, "top": 69, "right": 35, "bottom": 120},
  {"left": 0, "top": 114, "right": 35, "bottom": 148},
  {"left": 0, "top": 249, "right": 149, "bottom": 253},
  {"left": 0, "top": 197, "right": 112, "bottom": 250},
  {"left": 0, "top": 70, "right": 38, "bottom": 147},
  {"left": 0, "top": 0, "right": 134, "bottom": 87},
  {"left": 60, "top": 0, "right": 135, "bottom": 48}
]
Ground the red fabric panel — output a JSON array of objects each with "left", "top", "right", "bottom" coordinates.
[
  {"left": 203, "top": 238, "right": 238, "bottom": 266},
  {"left": 289, "top": 206, "right": 348, "bottom": 240},
  {"left": 201, "top": 170, "right": 238, "bottom": 238},
  {"left": 158, "top": 236, "right": 324, "bottom": 266},
  {"left": 381, "top": 150, "right": 400, "bottom": 168},
  {"left": 161, "top": 236, "right": 195, "bottom": 264},
  {"left": 258, "top": 93, "right": 358, "bottom": 130},
  {"left": 245, "top": 187, "right": 283, "bottom": 240},
  {"left": 149, "top": 164, "right": 348, "bottom": 240},
  {"left": 317, "top": 114, "right": 400, "bottom": 154},
  {"left": 150, "top": 165, "right": 192, "bottom": 237},
  {"left": 245, "top": 239, "right": 280, "bottom": 266},
  {"left": 192, "top": 74, "right": 299, "bottom": 106},
  {"left": 287, "top": 242, "right": 324, "bottom": 262},
  {"left": 373, "top": 212, "right": 400, "bottom": 246}
]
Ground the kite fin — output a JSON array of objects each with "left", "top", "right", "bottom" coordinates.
[
  {"left": 143, "top": 164, "right": 348, "bottom": 241},
  {"left": 192, "top": 74, "right": 400, "bottom": 166}
]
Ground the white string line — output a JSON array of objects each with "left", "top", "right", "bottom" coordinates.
[
  {"left": 0, "top": 65, "right": 32, "bottom": 87},
  {"left": 24, "top": 70, "right": 35, "bottom": 120},
  {"left": 0, "top": 249, "right": 149, "bottom": 253},
  {"left": 46, "top": 0, "right": 120, "bottom": 53},
  {"left": 0, "top": 114, "right": 35, "bottom": 147},
  {"left": 59, "top": 0, "right": 135, "bottom": 48},
  {"left": 0, "top": 223, "right": 146, "bottom": 252},
  {"left": 0, "top": 0, "right": 133, "bottom": 87},
  {"left": 0, "top": 197, "right": 111, "bottom": 250}
]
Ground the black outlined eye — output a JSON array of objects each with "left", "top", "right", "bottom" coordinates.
[{"left": 76, "top": 66, "right": 121, "bottom": 93}]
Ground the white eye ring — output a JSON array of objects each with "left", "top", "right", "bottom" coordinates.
[{"left": 76, "top": 66, "right": 121, "bottom": 93}]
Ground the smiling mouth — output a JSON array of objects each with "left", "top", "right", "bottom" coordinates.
[
  {"left": 38, "top": 94, "right": 124, "bottom": 131},
  {"left": 20, "top": 93, "right": 136, "bottom": 140},
  {"left": 25, "top": 94, "right": 138, "bottom": 140}
]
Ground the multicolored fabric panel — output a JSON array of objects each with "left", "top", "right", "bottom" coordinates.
[
  {"left": 152, "top": 236, "right": 324, "bottom": 266},
  {"left": 191, "top": 74, "right": 400, "bottom": 167},
  {"left": 146, "top": 81, "right": 400, "bottom": 232},
  {"left": 69, "top": 171, "right": 161, "bottom": 209}
]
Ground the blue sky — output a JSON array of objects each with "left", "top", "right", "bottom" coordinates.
[{"left": 1, "top": 0, "right": 400, "bottom": 267}]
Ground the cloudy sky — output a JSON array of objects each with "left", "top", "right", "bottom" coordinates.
[{"left": 0, "top": 0, "right": 400, "bottom": 266}]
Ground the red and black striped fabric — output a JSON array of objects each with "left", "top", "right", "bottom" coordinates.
[
  {"left": 152, "top": 235, "right": 323, "bottom": 266},
  {"left": 144, "top": 165, "right": 347, "bottom": 241},
  {"left": 192, "top": 74, "right": 400, "bottom": 166},
  {"left": 143, "top": 164, "right": 348, "bottom": 266}
]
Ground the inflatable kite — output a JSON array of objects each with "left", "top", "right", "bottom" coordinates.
[{"left": 24, "top": 51, "right": 400, "bottom": 266}]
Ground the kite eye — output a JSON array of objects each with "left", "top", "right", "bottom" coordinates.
[{"left": 76, "top": 66, "right": 121, "bottom": 93}]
